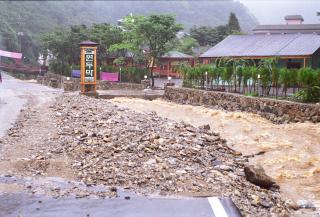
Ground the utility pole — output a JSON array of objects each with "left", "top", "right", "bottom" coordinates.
[{"left": 16, "top": 15, "right": 25, "bottom": 53}]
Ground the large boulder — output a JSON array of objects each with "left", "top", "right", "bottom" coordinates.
[{"left": 244, "top": 164, "right": 278, "bottom": 189}]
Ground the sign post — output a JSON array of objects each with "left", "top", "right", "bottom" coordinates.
[{"left": 79, "top": 41, "right": 98, "bottom": 95}]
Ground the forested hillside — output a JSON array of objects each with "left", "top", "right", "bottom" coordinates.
[{"left": 0, "top": 0, "right": 257, "bottom": 62}]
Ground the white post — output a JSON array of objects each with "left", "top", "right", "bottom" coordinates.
[
  {"left": 257, "top": 74, "right": 261, "bottom": 96},
  {"left": 205, "top": 71, "right": 208, "bottom": 91}
]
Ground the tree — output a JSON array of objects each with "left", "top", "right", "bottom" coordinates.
[
  {"left": 228, "top": 12, "right": 241, "bottom": 34},
  {"left": 135, "top": 14, "right": 183, "bottom": 86},
  {"left": 190, "top": 24, "right": 231, "bottom": 47},
  {"left": 190, "top": 26, "right": 217, "bottom": 46},
  {"left": 89, "top": 23, "right": 123, "bottom": 65},
  {"left": 176, "top": 36, "right": 199, "bottom": 55},
  {"left": 109, "top": 15, "right": 149, "bottom": 71}
]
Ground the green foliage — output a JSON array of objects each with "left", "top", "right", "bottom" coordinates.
[
  {"left": 242, "top": 67, "right": 252, "bottom": 88},
  {"left": 298, "top": 68, "right": 318, "bottom": 87},
  {"left": 297, "top": 68, "right": 320, "bottom": 102},
  {"left": 113, "top": 57, "right": 126, "bottom": 66},
  {"left": 176, "top": 37, "right": 199, "bottom": 55},
  {"left": 221, "top": 66, "right": 233, "bottom": 84},
  {"left": 183, "top": 61, "right": 320, "bottom": 103},
  {"left": 245, "top": 92, "right": 259, "bottom": 97},
  {"left": 120, "top": 67, "right": 147, "bottom": 83},
  {"left": 110, "top": 14, "right": 183, "bottom": 87},
  {"left": 190, "top": 25, "right": 229, "bottom": 47},
  {"left": 258, "top": 67, "right": 271, "bottom": 87},
  {"left": 0, "top": 1, "right": 257, "bottom": 63},
  {"left": 279, "top": 68, "right": 291, "bottom": 96},
  {"left": 190, "top": 12, "right": 243, "bottom": 47},
  {"left": 49, "top": 60, "right": 71, "bottom": 76},
  {"left": 294, "top": 86, "right": 320, "bottom": 103},
  {"left": 228, "top": 12, "right": 241, "bottom": 33}
]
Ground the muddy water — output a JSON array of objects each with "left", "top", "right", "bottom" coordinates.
[{"left": 111, "top": 98, "right": 320, "bottom": 205}]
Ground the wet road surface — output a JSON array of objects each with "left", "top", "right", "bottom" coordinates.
[
  {"left": 0, "top": 73, "right": 60, "bottom": 138},
  {"left": 2, "top": 194, "right": 239, "bottom": 217},
  {"left": 0, "top": 175, "right": 240, "bottom": 217}
]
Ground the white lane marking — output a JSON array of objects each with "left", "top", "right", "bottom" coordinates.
[{"left": 208, "top": 197, "right": 229, "bottom": 217}]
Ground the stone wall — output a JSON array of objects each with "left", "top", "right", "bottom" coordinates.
[
  {"left": 37, "top": 72, "right": 149, "bottom": 91},
  {"left": 37, "top": 72, "right": 80, "bottom": 91},
  {"left": 164, "top": 87, "right": 320, "bottom": 123},
  {"left": 98, "top": 80, "right": 145, "bottom": 90}
]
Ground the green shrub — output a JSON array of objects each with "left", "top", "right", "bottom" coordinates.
[
  {"left": 245, "top": 92, "right": 258, "bottom": 97},
  {"left": 49, "top": 60, "right": 71, "bottom": 76},
  {"left": 298, "top": 68, "right": 319, "bottom": 102},
  {"left": 294, "top": 86, "right": 320, "bottom": 103},
  {"left": 279, "top": 68, "right": 291, "bottom": 96}
]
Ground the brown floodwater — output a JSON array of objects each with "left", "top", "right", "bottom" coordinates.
[{"left": 111, "top": 98, "right": 320, "bottom": 206}]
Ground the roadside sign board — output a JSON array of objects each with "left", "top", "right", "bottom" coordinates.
[{"left": 79, "top": 41, "right": 98, "bottom": 94}]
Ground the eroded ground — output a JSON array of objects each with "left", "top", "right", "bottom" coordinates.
[
  {"left": 111, "top": 97, "right": 320, "bottom": 212},
  {"left": 0, "top": 79, "right": 289, "bottom": 216}
]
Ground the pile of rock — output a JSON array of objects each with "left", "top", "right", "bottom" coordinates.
[{"left": 47, "top": 94, "right": 289, "bottom": 216}]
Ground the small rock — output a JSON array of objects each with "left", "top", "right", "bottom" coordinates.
[
  {"left": 297, "top": 200, "right": 315, "bottom": 209},
  {"left": 110, "top": 186, "right": 117, "bottom": 192},
  {"left": 259, "top": 199, "right": 273, "bottom": 208},
  {"left": 211, "top": 160, "right": 222, "bottom": 166},
  {"left": 285, "top": 199, "right": 299, "bottom": 210},
  {"left": 199, "top": 124, "right": 210, "bottom": 131},
  {"left": 124, "top": 196, "right": 130, "bottom": 200},
  {"left": 214, "top": 164, "right": 233, "bottom": 172}
]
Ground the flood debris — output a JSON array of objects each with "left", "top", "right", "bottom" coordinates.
[
  {"left": 0, "top": 93, "right": 292, "bottom": 216},
  {"left": 45, "top": 94, "right": 289, "bottom": 216}
]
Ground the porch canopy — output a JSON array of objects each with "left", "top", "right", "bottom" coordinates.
[{"left": 200, "top": 34, "right": 320, "bottom": 67}]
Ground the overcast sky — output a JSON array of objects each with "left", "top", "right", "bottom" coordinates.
[{"left": 238, "top": 0, "right": 320, "bottom": 24}]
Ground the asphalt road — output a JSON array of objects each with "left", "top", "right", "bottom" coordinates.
[
  {"left": 0, "top": 72, "right": 60, "bottom": 138},
  {"left": 1, "top": 193, "right": 241, "bottom": 217}
]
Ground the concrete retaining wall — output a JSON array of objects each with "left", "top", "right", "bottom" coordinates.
[{"left": 164, "top": 87, "right": 320, "bottom": 123}]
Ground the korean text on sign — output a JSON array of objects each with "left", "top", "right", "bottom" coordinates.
[{"left": 84, "top": 49, "right": 95, "bottom": 82}]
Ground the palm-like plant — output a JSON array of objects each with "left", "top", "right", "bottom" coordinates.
[
  {"left": 259, "top": 57, "right": 279, "bottom": 96},
  {"left": 242, "top": 67, "right": 252, "bottom": 94},
  {"left": 298, "top": 68, "right": 318, "bottom": 101},
  {"left": 279, "top": 68, "right": 291, "bottom": 96}
]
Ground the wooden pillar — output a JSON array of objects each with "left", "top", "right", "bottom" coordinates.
[{"left": 303, "top": 58, "right": 307, "bottom": 68}]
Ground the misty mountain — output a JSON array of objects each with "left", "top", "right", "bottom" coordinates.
[{"left": 0, "top": 0, "right": 257, "bottom": 60}]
